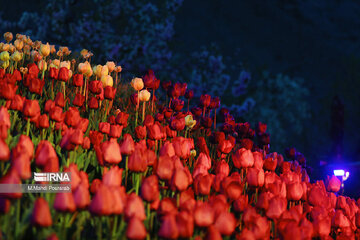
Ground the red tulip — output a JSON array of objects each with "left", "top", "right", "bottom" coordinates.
[
  {"left": 89, "top": 80, "right": 102, "bottom": 94},
  {"left": 141, "top": 175, "right": 159, "bottom": 202},
  {"left": 128, "top": 147, "right": 148, "bottom": 173},
  {"left": 11, "top": 152, "right": 31, "bottom": 180},
  {"left": 0, "top": 82, "right": 17, "bottom": 100},
  {"left": 214, "top": 211, "right": 236, "bottom": 235},
  {"left": 197, "top": 137, "right": 210, "bottom": 156},
  {"left": 54, "top": 192, "right": 76, "bottom": 212},
  {"left": 104, "top": 86, "right": 116, "bottom": 100},
  {"left": 102, "top": 166, "right": 123, "bottom": 187},
  {"left": 0, "top": 138, "right": 10, "bottom": 161},
  {"left": 0, "top": 168, "right": 22, "bottom": 198},
  {"left": 143, "top": 69, "right": 160, "bottom": 89},
  {"left": 156, "top": 155, "right": 175, "bottom": 181},
  {"left": 194, "top": 202, "right": 215, "bottom": 227},
  {"left": 326, "top": 175, "right": 341, "bottom": 192},
  {"left": 73, "top": 93, "right": 85, "bottom": 107},
  {"left": 89, "top": 130, "right": 103, "bottom": 146},
  {"left": 170, "top": 116, "right": 185, "bottom": 131},
  {"left": 9, "top": 94, "right": 25, "bottom": 111},
  {"left": 158, "top": 198, "right": 178, "bottom": 216},
  {"left": 332, "top": 209, "right": 351, "bottom": 228},
  {"left": 286, "top": 182, "right": 303, "bottom": 201},
  {"left": 31, "top": 198, "right": 52, "bottom": 227},
  {"left": 49, "top": 67, "right": 59, "bottom": 79},
  {"left": 64, "top": 107, "right": 81, "bottom": 127},
  {"left": 72, "top": 74, "right": 83, "bottom": 87},
  {"left": 205, "top": 225, "right": 222, "bottom": 240},
  {"left": 176, "top": 210, "right": 194, "bottom": 238},
  {"left": 125, "top": 193, "right": 146, "bottom": 221},
  {"left": 313, "top": 217, "right": 331, "bottom": 238},
  {"left": 35, "top": 140, "right": 58, "bottom": 167},
  {"left": 98, "top": 140, "right": 122, "bottom": 165},
  {"left": 233, "top": 195, "right": 248, "bottom": 212},
  {"left": 38, "top": 114, "right": 49, "bottom": 129},
  {"left": 200, "top": 94, "right": 211, "bottom": 108},
  {"left": 95, "top": 123, "right": 109, "bottom": 136},
  {"left": 54, "top": 92, "right": 65, "bottom": 107},
  {"left": 126, "top": 216, "right": 147, "bottom": 240},
  {"left": 266, "top": 196, "right": 287, "bottom": 219},
  {"left": 89, "top": 184, "right": 113, "bottom": 215},
  {"left": 232, "top": 148, "right": 254, "bottom": 169},
  {"left": 58, "top": 67, "right": 70, "bottom": 82},
  {"left": 158, "top": 214, "right": 179, "bottom": 239},
  {"left": 49, "top": 106, "right": 65, "bottom": 122},
  {"left": 135, "top": 125, "right": 146, "bottom": 139},
  {"left": 115, "top": 112, "right": 129, "bottom": 127},
  {"left": 194, "top": 174, "right": 214, "bottom": 196},
  {"left": 90, "top": 179, "right": 102, "bottom": 194},
  {"left": 172, "top": 137, "right": 192, "bottom": 160},
  {"left": 109, "top": 124, "right": 123, "bottom": 138},
  {"left": 23, "top": 99, "right": 40, "bottom": 118},
  {"left": 88, "top": 97, "right": 99, "bottom": 109},
  {"left": 171, "top": 167, "right": 192, "bottom": 192},
  {"left": 246, "top": 167, "right": 264, "bottom": 187},
  {"left": 28, "top": 63, "right": 39, "bottom": 77},
  {"left": 73, "top": 183, "right": 90, "bottom": 209},
  {"left": 120, "top": 134, "right": 135, "bottom": 155}
]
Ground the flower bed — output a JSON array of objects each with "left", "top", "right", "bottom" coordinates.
[{"left": 0, "top": 32, "right": 359, "bottom": 240}]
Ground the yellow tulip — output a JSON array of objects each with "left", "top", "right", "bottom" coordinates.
[
  {"left": 60, "top": 61, "right": 71, "bottom": 70},
  {"left": 40, "top": 43, "right": 50, "bottom": 57},
  {"left": 101, "top": 75, "right": 113, "bottom": 87},
  {"left": 100, "top": 65, "right": 109, "bottom": 76},
  {"left": 0, "top": 60, "right": 9, "bottom": 69},
  {"left": 38, "top": 59, "right": 47, "bottom": 71},
  {"left": 14, "top": 39, "right": 24, "bottom": 50},
  {"left": 106, "top": 61, "right": 115, "bottom": 72},
  {"left": 131, "top": 77, "right": 144, "bottom": 91},
  {"left": 185, "top": 115, "right": 197, "bottom": 129},
  {"left": 139, "top": 89, "right": 151, "bottom": 102},
  {"left": 190, "top": 149, "right": 197, "bottom": 157},
  {"left": 94, "top": 65, "right": 103, "bottom": 78},
  {"left": 0, "top": 51, "right": 10, "bottom": 61},
  {"left": 11, "top": 51, "right": 23, "bottom": 62}
]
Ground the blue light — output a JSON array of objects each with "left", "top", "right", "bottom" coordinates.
[{"left": 334, "top": 169, "right": 345, "bottom": 176}]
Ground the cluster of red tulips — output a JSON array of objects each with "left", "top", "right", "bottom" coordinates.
[{"left": 0, "top": 32, "right": 359, "bottom": 240}]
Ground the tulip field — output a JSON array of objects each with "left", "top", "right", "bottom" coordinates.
[{"left": 0, "top": 32, "right": 359, "bottom": 240}]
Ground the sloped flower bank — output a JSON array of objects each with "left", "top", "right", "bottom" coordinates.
[{"left": 0, "top": 32, "right": 358, "bottom": 240}]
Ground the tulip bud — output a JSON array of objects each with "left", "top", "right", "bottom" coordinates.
[
  {"left": 11, "top": 51, "right": 22, "bottom": 62},
  {"left": 40, "top": 43, "right": 50, "bottom": 57},
  {"left": 139, "top": 89, "right": 151, "bottom": 102},
  {"left": 31, "top": 198, "right": 52, "bottom": 227},
  {"left": 106, "top": 61, "right": 115, "bottom": 72},
  {"left": 101, "top": 75, "right": 113, "bottom": 87},
  {"left": 3, "top": 32, "right": 13, "bottom": 42},
  {"left": 0, "top": 51, "right": 10, "bottom": 62},
  {"left": 131, "top": 77, "right": 144, "bottom": 91}
]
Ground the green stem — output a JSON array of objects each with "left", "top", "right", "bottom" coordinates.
[
  {"left": 97, "top": 217, "right": 102, "bottom": 240},
  {"left": 135, "top": 173, "right": 140, "bottom": 195},
  {"left": 142, "top": 101, "right": 146, "bottom": 123},
  {"left": 125, "top": 156, "right": 129, "bottom": 188},
  {"left": 26, "top": 118, "right": 31, "bottom": 136}
]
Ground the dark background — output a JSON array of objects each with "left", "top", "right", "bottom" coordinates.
[{"left": 1, "top": 0, "right": 359, "bottom": 198}]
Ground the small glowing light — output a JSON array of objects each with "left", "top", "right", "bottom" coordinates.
[{"left": 334, "top": 169, "right": 345, "bottom": 176}]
